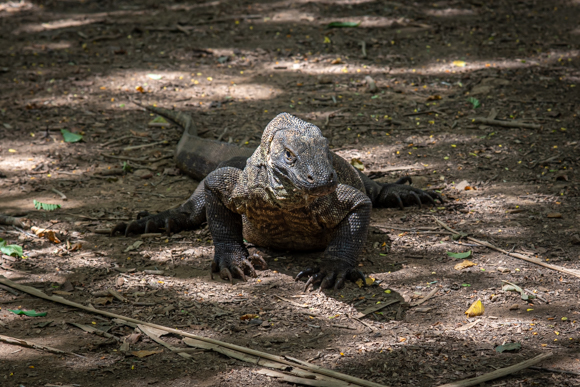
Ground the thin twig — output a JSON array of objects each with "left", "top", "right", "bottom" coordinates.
[
  {"left": 432, "top": 216, "right": 580, "bottom": 280},
  {"left": 409, "top": 287, "right": 438, "bottom": 307},
  {"left": 0, "top": 333, "right": 85, "bottom": 358},
  {"left": 529, "top": 366, "right": 580, "bottom": 376},
  {"left": 100, "top": 135, "right": 133, "bottom": 147},
  {"left": 124, "top": 140, "right": 168, "bottom": 151},
  {"left": 51, "top": 187, "right": 67, "bottom": 201},
  {"left": 472, "top": 117, "right": 541, "bottom": 129},
  {"left": 437, "top": 353, "right": 552, "bottom": 387},
  {"left": 0, "top": 276, "right": 386, "bottom": 387}
]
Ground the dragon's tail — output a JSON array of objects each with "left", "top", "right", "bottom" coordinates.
[{"left": 132, "top": 101, "right": 196, "bottom": 136}]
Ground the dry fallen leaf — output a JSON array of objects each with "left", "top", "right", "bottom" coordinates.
[
  {"left": 94, "top": 297, "right": 113, "bottom": 306},
  {"left": 32, "top": 227, "right": 62, "bottom": 244},
  {"left": 239, "top": 314, "right": 259, "bottom": 321},
  {"left": 356, "top": 276, "right": 375, "bottom": 288},
  {"left": 130, "top": 130, "right": 149, "bottom": 137},
  {"left": 465, "top": 299, "right": 484, "bottom": 317},
  {"left": 350, "top": 158, "right": 364, "bottom": 171},
  {"left": 131, "top": 350, "right": 162, "bottom": 358},
  {"left": 69, "top": 242, "right": 82, "bottom": 251},
  {"left": 454, "top": 260, "right": 477, "bottom": 270},
  {"left": 547, "top": 213, "right": 562, "bottom": 218}
]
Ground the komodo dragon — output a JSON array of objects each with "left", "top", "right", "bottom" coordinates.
[{"left": 112, "top": 106, "right": 444, "bottom": 289}]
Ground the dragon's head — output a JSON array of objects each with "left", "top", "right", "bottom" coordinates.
[{"left": 254, "top": 113, "right": 338, "bottom": 205}]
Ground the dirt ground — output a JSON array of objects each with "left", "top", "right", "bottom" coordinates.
[{"left": 1, "top": 0, "right": 579, "bottom": 386}]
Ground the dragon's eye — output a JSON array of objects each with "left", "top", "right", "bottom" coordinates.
[{"left": 285, "top": 150, "right": 293, "bottom": 160}]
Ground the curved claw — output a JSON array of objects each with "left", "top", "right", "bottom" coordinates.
[
  {"left": 410, "top": 191, "right": 422, "bottom": 209},
  {"left": 295, "top": 267, "right": 318, "bottom": 281},
  {"left": 303, "top": 276, "right": 315, "bottom": 292},
  {"left": 432, "top": 191, "right": 445, "bottom": 203},
  {"left": 394, "top": 193, "right": 404, "bottom": 210},
  {"left": 423, "top": 192, "right": 436, "bottom": 206},
  {"left": 349, "top": 269, "right": 367, "bottom": 285},
  {"left": 125, "top": 220, "right": 145, "bottom": 236},
  {"left": 220, "top": 267, "right": 234, "bottom": 284},
  {"left": 144, "top": 219, "right": 157, "bottom": 233},
  {"left": 394, "top": 176, "right": 412, "bottom": 185},
  {"left": 111, "top": 222, "right": 127, "bottom": 237},
  {"left": 210, "top": 261, "right": 218, "bottom": 280},
  {"left": 137, "top": 211, "right": 150, "bottom": 220},
  {"left": 320, "top": 271, "right": 337, "bottom": 290},
  {"left": 240, "top": 258, "right": 257, "bottom": 278},
  {"left": 334, "top": 271, "right": 349, "bottom": 290},
  {"left": 231, "top": 266, "right": 247, "bottom": 282},
  {"left": 249, "top": 253, "right": 268, "bottom": 270}
]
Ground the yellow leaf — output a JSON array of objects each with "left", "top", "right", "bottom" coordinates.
[
  {"left": 323, "top": 36, "right": 331, "bottom": 44},
  {"left": 350, "top": 158, "right": 364, "bottom": 171},
  {"left": 465, "top": 299, "right": 484, "bottom": 317},
  {"left": 454, "top": 260, "right": 477, "bottom": 270},
  {"left": 453, "top": 60, "right": 466, "bottom": 67},
  {"left": 8, "top": 149, "right": 16, "bottom": 153}
]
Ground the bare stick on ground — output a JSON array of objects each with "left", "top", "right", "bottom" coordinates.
[
  {"left": 0, "top": 333, "right": 85, "bottom": 358},
  {"left": 0, "top": 215, "right": 31, "bottom": 229},
  {"left": 51, "top": 187, "right": 67, "bottom": 201},
  {"left": 437, "top": 352, "right": 552, "bottom": 387},
  {"left": 472, "top": 117, "right": 541, "bottom": 129},
  {"left": 432, "top": 217, "right": 580, "bottom": 280},
  {"left": 0, "top": 276, "right": 387, "bottom": 387}
]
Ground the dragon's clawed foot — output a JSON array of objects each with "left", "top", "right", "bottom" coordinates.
[{"left": 295, "top": 266, "right": 366, "bottom": 291}]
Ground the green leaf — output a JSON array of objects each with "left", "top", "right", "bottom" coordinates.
[
  {"left": 502, "top": 282, "right": 535, "bottom": 300},
  {"left": 461, "top": 283, "right": 471, "bottom": 287},
  {"left": 326, "top": 21, "right": 361, "bottom": 28},
  {"left": 60, "top": 129, "right": 83, "bottom": 143},
  {"left": 447, "top": 250, "right": 472, "bottom": 259},
  {"left": 495, "top": 342, "right": 521, "bottom": 353},
  {"left": 0, "top": 238, "right": 23, "bottom": 257},
  {"left": 122, "top": 161, "right": 133, "bottom": 172},
  {"left": 150, "top": 115, "right": 168, "bottom": 124},
  {"left": 8, "top": 309, "right": 47, "bottom": 317},
  {"left": 467, "top": 97, "right": 481, "bottom": 109},
  {"left": 33, "top": 200, "right": 61, "bottom": 211}
]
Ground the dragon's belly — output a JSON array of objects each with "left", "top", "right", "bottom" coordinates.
[{"left": 241, "top": 202, "right": 334, "bottom": 251}]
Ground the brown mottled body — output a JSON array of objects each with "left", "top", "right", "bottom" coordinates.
[{"left": 112, "top": 106, "right": 444, "bottom": 289}]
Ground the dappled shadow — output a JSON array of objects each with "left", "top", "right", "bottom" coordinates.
[{"left": 1, "top": 0, "right": 580, "bottom": 386}]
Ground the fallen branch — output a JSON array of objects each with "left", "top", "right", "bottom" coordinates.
[
  {"left": 472, "top": 117, "right": 541, "bottom": 130},
  {"left": 0, "top": 333, "right": 84, "bottom": 358},
  {"left": 409, "top": 287, "right": 438, "bottom": 307},
  {"left": 138, "top": 325, "right": 193, "bottom": 359},
  {"left": 437, "top": 352, "right": 552, "bottom": 387},
  {"left": 124, "top": 140, "right": 168, "bottom": 151},
  {"left": 0, "top": 214, "right": 31, "bottom": 229},
  {"left": 529, "top": 366, "right": 580, "bottom": 377},
  {"left": 51, "top": 187, "right": 67, "bottom": 201},
  {"left": 432, "top": 217, "right": 580, "bottom": 280},
  {"left": 0, "top": 276, "right": 386, "bottom": 387},
  {"left": 254, "top": 368, "right": 352, "bottom": 387},
  {"left": 355, "top": 299, "right": 399, "bottom": 318}
]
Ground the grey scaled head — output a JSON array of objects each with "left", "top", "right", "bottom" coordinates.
[{"left": 265, "top": 113, "right": 338, "bottom": 200}]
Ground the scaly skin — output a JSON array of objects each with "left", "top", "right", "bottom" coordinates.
[{"left": 112, "top": 106, "right": 444, "bottom": 289}]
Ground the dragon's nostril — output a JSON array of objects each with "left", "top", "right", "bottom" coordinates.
[{"left": 306, "top": 175, "right": 314, "bottom": 183}]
